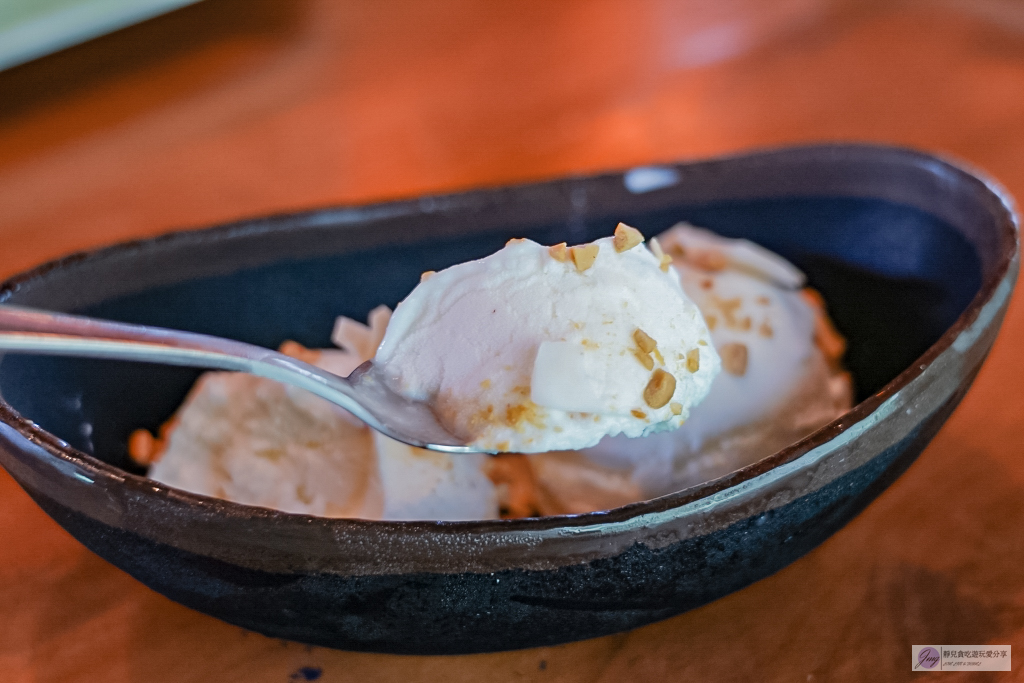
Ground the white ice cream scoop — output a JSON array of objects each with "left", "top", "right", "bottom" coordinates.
[{"left": 373, "top": 226, "right": 720, "bottom": 453}]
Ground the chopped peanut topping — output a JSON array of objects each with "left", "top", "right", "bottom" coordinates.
[
  {"left": 549, "top": 242, "right": 569, "bottom": 262},
  {"left": 756, "top": 295, "right": 770, "bottom": 305},
  {"left": 504, "top": 405, "right": 525, "bottom": 422},
  {"left": 505, "top": 401, "right": 545, "bottom": 430},
  {"left": 649, "top": 237, "right": 672, "bottom": 272},
  {"left": 128, "top": 411, "right": 180, "bottom": 467},
  {"left": 484, "top": 454, "right": 540, "bottom": 518},
  {"left": 652, "top": 348, "right": 664, "bottom": 364},
  {"left": 691, "top": 249, "right": 728, "bottom": 271},
  {"left": 700, "top": 278, "right": 714, "bottom": 290},
  {"left": 480, "top": 379, "right": 492, "bottom": 389},
  {"left": 759, "top": 320, "right": 774, "bottom": 338},
  {"left": 631, "top": 409, "right": 647, "bottom": 419},
  {"left": 667, "top": 242, "right": 687, "bottom": 258},
  {"left": 464, "top": 403, "right": 495, "bottom": 432},
  {"left": 632, "top": 347, "right": 654, "bottom": 370},
  {"left": 613, "top": 223, "right": 645, "bottom": 252},
  {"left": 649, "top": 237, "right": 665, "bottom": 259},
  {"left": 815, "top": 318, "right": 847, "bottom": 361},
  {"left": 800, "top": 288, "right": 847, "bottom": 363},
  {"left": 697, "top": 339, "right": 708, "bottom": 346},
  {"left": 570, "top": 243, "right": 600, "bottom": 271},
  {"left": 709, "top": 294, "right": 756, "bottom": 331},
  {"left": 128, "top": 429, "right": 158, "bottom": 465},
  {"left": 686, "top": 348, "right": 701, "bottom": 373},
  {"left": 278, "top": 340, "right": 320, "bottom": 364},
  {"left": 506, "top": 238, "right": 528, "bottom": 246},
  {"left": 720, "top": 342, "right": 749, "bottom": 376},
  {"left": 633, "top": 328, "right": 657, "bottom": 353},
  {"left": 711, "top": 295, "right": 742, "bottom": 327},
  {"left": 420, "top": 270, "right": 436, "bottom": 282},
  {"left": 669, "top": 402, "right": 683, "bottom": 415},
  {"left": 643, "top": 369, "right": 676, "bottom": 408},
  {"left": 801, "top": 287, "right": 825, "bottom": 307},
  {"left": 705, "top": 314, "right": 718, "bottom": 331}
]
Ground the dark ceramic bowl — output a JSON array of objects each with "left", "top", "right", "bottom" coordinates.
[{"left": 0, "top": 144, "right": 1017, "bottom": 654}]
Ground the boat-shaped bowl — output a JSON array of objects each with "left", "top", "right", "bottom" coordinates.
[{"left": 0, "top": 144, "right": 1017, "bottom": 654}]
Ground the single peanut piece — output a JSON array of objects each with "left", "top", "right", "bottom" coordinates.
[
  {"left": 632, "top": 347, "right": 654, "bottom": 370},
  {"left": 686, "top": 348, "right": 701, "bottom": 373},
  {"left": 570, "top": 243, "right": 600, "bottom": 271},
  {"left": 127, "top": 429, "right": 157, "bottom": 465},
  {"left": 692, "top": 249, "right": 728, "bottom": 271},
  {"left": 613, "top": 223, "right": 644, "bottom": 252},
  {"left": 649, "top": 237, "right": 673, "bottom": 272},
  {"left": 720, "top": 342, "right": 749, "bottom": 376},
  {"left": 800, "top": 288, "right": 847, "bottom": 362},
  {"left": 633, "top": 328, "right": 657, "bottom": 353},
  {"left": 279, "top": 340, "right": 321, "bottom": 364},
  {"left": 643, "top": 368, "right": 676, "bottom": 408}
]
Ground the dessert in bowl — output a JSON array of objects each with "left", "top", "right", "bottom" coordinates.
[
  {"left": 133, "top": 223, "right": 851, "bottom": 520},
  {"left": 0, "top": 144, "right": 1016, "bottom": 654}
]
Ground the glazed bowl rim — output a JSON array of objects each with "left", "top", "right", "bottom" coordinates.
[{"left": 0, "top": 142, "right": 1018, "bottom": 535}]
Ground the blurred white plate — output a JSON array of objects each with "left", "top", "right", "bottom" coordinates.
[{"left": 0, "top": 0, "right": 201, "bottom": 71}]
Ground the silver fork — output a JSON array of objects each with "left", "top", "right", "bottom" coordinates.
[{"left": 0, "top": 304, "right": 476, "bottom": 453}]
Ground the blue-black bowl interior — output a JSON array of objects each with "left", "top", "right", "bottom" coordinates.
[{"left": 0, "top": 196, "right": 980, "bottom": 476}]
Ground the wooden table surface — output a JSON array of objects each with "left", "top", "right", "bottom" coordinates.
[{"left": 3, "top": 1, "right": 1024, "bottom": 680}]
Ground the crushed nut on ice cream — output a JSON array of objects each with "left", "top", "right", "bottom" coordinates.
[
  {"left": 131, "top": 222, "right": 851, "bottom": 521},
  {"left": 372, "top": 223, "right": 719, "bottom": 453},
  {"left": 531, "top": 224, "right": 853, "bottom": 513}
]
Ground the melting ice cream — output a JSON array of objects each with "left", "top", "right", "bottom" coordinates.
[
  {"left": 373, "top": 225, "right": 719, "bottom": 453},
  {"left": 134, "top": 223, "right": 851, "bottom": 520}
]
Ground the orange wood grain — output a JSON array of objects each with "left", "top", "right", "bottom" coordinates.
[{"left": 3, "top": 1, "right": 1024, "bottom": 680}]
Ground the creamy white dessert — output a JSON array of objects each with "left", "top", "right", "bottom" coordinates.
[
  {"left": 133, "top": 223, "right": 851, "bottom": 521},
  {"left": 374, "top": 228, "right": 719, "bottom": 453},
  {"left": 138, "top": 307, "right": 500, "bottom": 521},
  {"left": 529, "top": 224, "right": 853, "bottom": 513}
]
